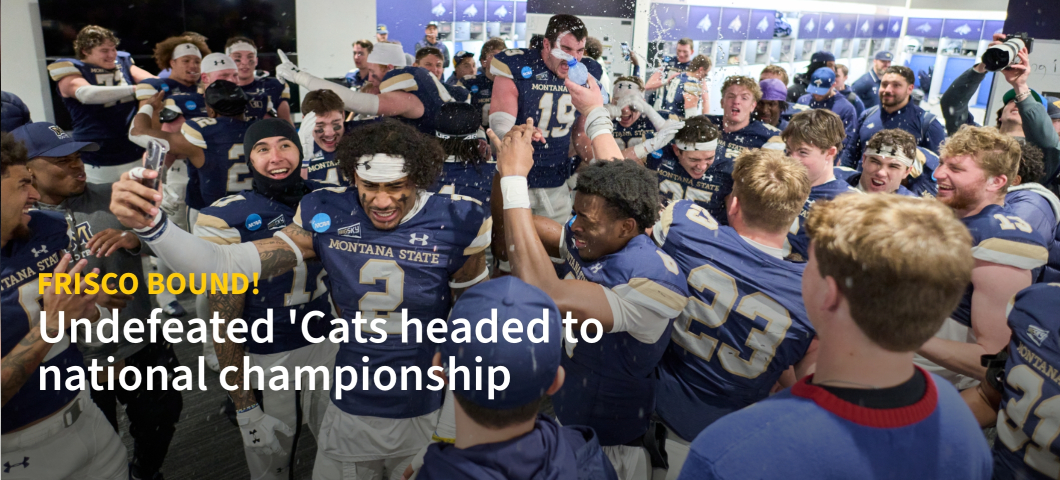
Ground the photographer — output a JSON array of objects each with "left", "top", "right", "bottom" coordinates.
[{"left": 940, "top": 34, "right": 1059, "bottom": 191}]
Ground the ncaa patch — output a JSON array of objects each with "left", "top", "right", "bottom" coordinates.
[
  {"left": 161, "top": 83, "right": 170, "bottom": 92},
  {"left": 1027, "top": 325, "right": 1050, "bottom": 347},
  {"left": 521, "top": 66, "right": 532, "bottom": 78},
  {"left": 470, "top": 85, "right": 479, "bottom": 93},
  {"left": 311, "top": 213, "right": 331, "bottom": 233},
  {"left": 338, "top": 223, "right": 361, "bottom": 239},
  {"left": 245, "top": 213, "right": 262, "bottom": 231},
  {"left": 651, "top": 149, "right": 663, "bottom": 159},
  {"left": 185, "top": 100, "right": 197, "bottom": 111}
]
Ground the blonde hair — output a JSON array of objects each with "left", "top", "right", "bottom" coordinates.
[
  {"left": 940, "top": 124, "right": 1022, "bottom": 191},
  {"left": 731, "top": 149, "right": 811, "bottom": 233},
  {"left": 760, "top": 65, "right": 789, "bottom": 86},
  {"left": 721, "top": 76, "right": 762, "bottom": 103},
  {"left": 782, "top": 109, "right": 846, "bottom": 154},
  {"left": 153, "top": 35, "right": 211, "bottom": 71},
  {"left": 806, "top": 195, "right": 973, "bottom": 351},
  {"left": 74, "top": 25, "right": 120, "bottom": 60}
]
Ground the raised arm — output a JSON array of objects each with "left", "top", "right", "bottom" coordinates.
[
  {"left": 55, "top": 73, "right": 135, "bottom": 105},
  {"left": 566, "top": 76, "right": 623, "bottom": 161},
  {"left": 128, "top": 93, "right": 206, "bottom": 167},
  {"left": 940, "top": 65, "right": 986, "bottom": 135}
]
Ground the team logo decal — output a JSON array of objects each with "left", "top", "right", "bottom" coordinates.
[
  {"left": 521, "top": 66, "right": 533, "bottom": 78},
  {"left": 31, "top": 245, "right": 48, "bottom": 258},
  {"left": 409, "top": 233, "right": 429, "bottom": 245},
  {"left": 311, "top": 213, "right": 331, "bottom": 232},
  {"left": 267, "top": 215, "right": 286, "bottom": 230},
  {"left": 1028, "top": 325, "right": 1050, "bottom": 347},
  {"left": 246, "top": 213, "right": 263, "bottom": 231},
  {"left": 535, "top": 71, "right": 548, "bottom": 81},
  {"left": 338, "top": 223, "right": 361, "bottom": 239}
]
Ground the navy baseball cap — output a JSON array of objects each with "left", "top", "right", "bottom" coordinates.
[
  {"left": 442, "top": 277, "right": 562, "bottom": 410},
  {"left": 806, "top": 67, "right": 836, "bottom": 96},
  {"left": 875, "top": 51, "right": 894, "bottom": 61},
  {"left": 454, "top": 50, "right": 474, "bottom": 61},
  {"left": 1047, "top": 96, "right": 1060, "bottom": 120},
  {"left": 810, "top": 51, "right": 835, "bottom": 63},
  {"left": 11, "top": 122, "right": 98, "bottom": 159},
  {"left": 377, "top": 24, "right": 388, "bottom": 34}
]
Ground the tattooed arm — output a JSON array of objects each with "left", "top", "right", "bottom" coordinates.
[
  {"left": 2, "top": 327, "right": 55, "bottom": 407},
  {"left": 210, "top": 291, "right": 256, "bottom": 409}
]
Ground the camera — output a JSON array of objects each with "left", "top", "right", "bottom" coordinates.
[{"left": 982, "top": 33, "right": 1033, "bottom": 72}]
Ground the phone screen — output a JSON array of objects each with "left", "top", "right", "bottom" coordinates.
[{"left": 143, "top": 140, "right": 167, "bottom": 191}]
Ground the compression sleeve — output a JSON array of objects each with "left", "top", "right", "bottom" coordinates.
[
  {"left": 75, "top": 85, "right": 136, "bottom": 105},
  {"left": 136, "top": 213, "right": 262, "bottom": 276},
  {"left": 292, "top": 71, "right": 379, "bottom": 115}
]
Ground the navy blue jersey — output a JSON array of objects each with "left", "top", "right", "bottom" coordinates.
[
  {"left": 994, "top": 283, "right": 1060, "bottom": 480},
  {"left": 839, "top": 87, "right": 866, "bottom": 117},
  {"left": 655, "top": 201, "right": 813, "bottom": 441},
  {"left": 952, "top": 204, "right": 1049, "bottom": 327},
  {"left": 379, "top": 66, "right": 451, "bottom": 135},
  {"left": 194, "top": 191, "right": 331, "bottom": 354},
  {"left": 419, "top": 415, "right": 617, "bottom": 480},
  {"left": 679, "top": 369, "right": 991, "bottom": 480},
  {"left": 787, "top": 179, "right": 860, "bottom": 261},
  {"left": 656, "top": 73, "right": 702, "bottom": 118},
  {"left": 646, "top": 57, "right": 690, "bottom": 106},
  {"left": 843, "top": 102, "right": 946, "bottom": 168},
  {"left": 706, "top": 116, "right": 785, "bottom": 163},
  {"left": 851, "top": 69, "right": 881, "bottom": 110},
  {"left": 181, "top": 116, "right": 253, "bottom": 210},
  {"left": 795, "top": 93, "right": 858, "bottom": 153},
  {"left": 444, "top": 83, "right": 470, "bottom": 103},
  {"left": 137, "top": 77, "right": 206, "bottom": 120},
  {"left": 304, "top": 143, "right": 347, "bottom": 187},
  {"left": 1, "top": 211, "right": 83, "bottom": 433},
  {"left": 296, "top": 188, "right": 491, "bottom": 418},
  {"left": 554, "top": 223, "right": 689, "bottom": 446},
  {"left": 459, "top": 73, "right": 493, "bottom": 126},
  {"left": 651, "top": 147, "right": 733, "bottom": 225},
  {"left": 491, "top": 48, "right": 603, "bottom": 188},
  {"left": 47, "top": 53, "right": 143, "bottom": 166},
  {"left": 345, "top": 69, "right": 369, "bottom": 89},
  {"left": 1006, "top": 186, "right": 1060, "bottom": 282},
  {"left": 241, "top": 77, "right": 289, "bottom": 122},
  {"left": 430, "top": 155, "right": 497, "bottom": 205},
  {"left": 613, "top": 109, "right": 675, "bottom": 151},
  {"left": 908, "top": 146, "right": 940, "bottom": 197}
]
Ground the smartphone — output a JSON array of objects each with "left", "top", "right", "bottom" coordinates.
[
  {"left": 621, "top": 42, "right": 630, "bottom": 61},
  {"left": 143, "top": 139, "right": 167, "bottom": 191}
]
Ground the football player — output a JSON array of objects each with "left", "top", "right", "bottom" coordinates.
[
  {"left": 648, "top": 117, "right": 734, "bottom": 224},
  {"left": 708, "top": 76, "right": 785, "bottom": 164},
  {"left": 654, "top": 149, "right": 816, "bottom": 448},
  {"left": 916, "top": 126, "right": 1048, "bottom": 389},
  {"left": 413, "top": 47, "right": 470, "bottom": 103},
  {"left": 276, "top": 42, "right": 452, "bottom": 136},
  {"left": 488, "top": 14, "right": 604, "bottom": 223},
  {"left": 297, "top": 90, "right": 362, "bottom": 187},
  {"left": 192, "top": 118, "right": 335, "bottom": 480},
  {"left": 47, "top": 25, "right": 156, "bottom": 183},
  {"left": 445, "top": 50, "right": 476, "bottom": 85},
  {"left": 225, "top": 36, "right": 293, "bottom": 123},
  {"left": 489, "top": 117, "right": 689, "bottom": 478},
  {"left": 1005, "top": 139, "right": 1060, "bottom": 281},
  {"left": 345, "top": 40, "right": 374, "bottom": 90},
  {"left": 655, "top": 55, "right": 711, "bottom": 118},
  {"left": 678, "top": 194, "right": 991, "bottom": 480},
  {"left": 847, "top": 129, "right": 919, "bottom": 196},
  {"left": 135, "top": 35, "right": 212, "bottom": 128},
  {"left": 794, "top": 67, "right": 858, "bottom": 154},
  {"left": 644, "top": 38, "right": 694, "bottom": 101},
  {"left": 459, "top": 38, "right": 507, "bottom": 127},
  {"left": 0, "top": 132, "right": 128, "bottom": 479},
  {"left": 431, "top": 102, "right": 495, "bottom": 205},
  {"left": 962, "top": 283, "right": 1060, "bottom": 479},
  {"left": 608, "top": 76, "right": 683, "bottom": 162},
  {"left": 109, "top": 118, "right": 491, "bottom": 480},
  {"left": 413, "top": 277, "right": 617, "bottom": 480},
  {"left": 782, "top": 109, "right": 859, "bottom": 261}
]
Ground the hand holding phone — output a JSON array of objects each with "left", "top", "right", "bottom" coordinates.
[{"left": 143, "top": 139, "right": 167, "bottom": 191}]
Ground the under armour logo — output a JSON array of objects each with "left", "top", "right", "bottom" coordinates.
[
  {"left": 253, "top": 438, "right": 261, "bottom": 444},
  {"left": 588, "top": 263, "right": 603, "bottom": 274},
  {"left": 4, "top": 457, "right": 29, "bottom": 472},
  {"left": 32, "top": 246, "right": 48, "bottom": 258},
  {"left": 734, "top": 135, "right": 745, "bottom": 143},
  {"left": 409, "top": 233, "right": 429, "bottom": 246}
]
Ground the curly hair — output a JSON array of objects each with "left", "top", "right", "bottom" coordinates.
[
  {"left": 153, "top": 35, "right": 211, "bottom": 71},
  {"left": 1, "top": 132, "right": 29, "bottom": 177},
  {"left": 721, "top": 76, "right": 762, "bottom": 103},
  {"left": 940, "top": 124, "right": 1021, "bottom": 190},
  {"left": 584, "top": 37, "right": 603, "bottom": 60},
  {"left": 865, "top": 129, "right": 916, "bottom": 161},
  {"left": 674, "top": 115, "right": 720, "bottom": 145},
  {"left": 574, "top": 160, "right": 660, "bottom": 231},
  {"left": 73, "top": 25, "right": 120, "bottom": 60},
  {"left": 1015, "top": 138, "right": 1045, "bottom": 185},
  {"left": 336, "top": 119, "right": 443, "bottom": 189}
]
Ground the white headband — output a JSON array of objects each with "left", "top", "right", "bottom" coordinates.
[
  {"left": 866, "top": 145, "right": 914, "bottom": 167},
  {"left": 201, "top": 53, "right": 236, "bottom": 74},
  {"left": 675, "top": 139, "right": 718, "bottom": 152},
  {"left": 368, "top": 43, "right": 407, "bottom": 67},
  {"left": 173, "top": 43, "right": 202, "bottom": 60},
  {"left": 356, "top": 154, "right": 407, "bottom": 183},
  {"left": 225, "top": 41, "right": 257, "bottom": 56}
]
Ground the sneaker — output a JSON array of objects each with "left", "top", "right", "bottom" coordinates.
[
  {"left": 204, "top": 352, "right": 220, "bottom": 372},
  {"left": 161, "top": 300, "right": 185, "bottom": 317}
]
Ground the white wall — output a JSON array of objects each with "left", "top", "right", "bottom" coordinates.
[
  {"left": 2, "top": 0, "right": 54, "bottom": 123},
  {"left": 295, "top": 0, "right": 377, "bottom": 79}
]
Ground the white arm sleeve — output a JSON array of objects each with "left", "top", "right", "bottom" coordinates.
[
  {"left": 140, "top": 217, "right": 262, "bottom": 276},
  {"left": 489, "top": 111, "right": 516, "bottom": 140},
  {"left": 634, "top": 98, "right": 668, "bottom": 130},
  {"left": 602, "top": 284, "right": 682, "bottom": 344},
  {"left": 75, "top": 85, "right": 136, "bottom": 105},
  {"left": 293, "top": 71, "right": 379, "bottom": 115}
]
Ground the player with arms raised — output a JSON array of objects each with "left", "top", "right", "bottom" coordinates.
[
  {"left": 110, "top": 119, "right": 491, "bottom": 479},
  {"left": 225, "top": 36, "right": 292, "bottom": 123}
]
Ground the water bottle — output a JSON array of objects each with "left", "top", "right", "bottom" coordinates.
[{"left": 566, "top": 58, "right": 588, "bottom": 86}]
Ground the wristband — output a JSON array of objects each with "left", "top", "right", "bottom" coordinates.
[
  {"left": 134, "top": 211, "right": 168, "bottom": 242},
  {"left": 236, "top": 403, "right": 260, "bottom": 414},
  {"left": 500, "top": 176, "right": 531, "bottom": 210},
  {"left": 138, "top": 105, "right": 154, "bottom": 118},
  {"left": 583, "top": 106, "right": 614, "bottom": 141}
]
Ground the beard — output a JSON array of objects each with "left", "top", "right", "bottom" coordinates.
[{"left": 939, "top": 184, "right": 981, "bottom": 212}]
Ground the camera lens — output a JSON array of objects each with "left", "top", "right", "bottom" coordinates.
[{"left": 983, "top": 38, "right": 1025, "bottom": 72}]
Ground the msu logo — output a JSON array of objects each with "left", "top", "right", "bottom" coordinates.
[{"left": 49, "top": 125, "right": 71, "bottom": 140}]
